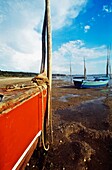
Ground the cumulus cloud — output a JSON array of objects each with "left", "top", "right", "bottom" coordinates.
[
  {"left": 51, "top": 0, "right": 88, "bottom": 30},
  {"left": 84, "top": 25, "right": 90, "bottom": 33},
  {"left": 0, "top": 41, "right": 42, "bottom": 72},
  {"left": 0, "top": 0, "right": 88, "bottom": 72},
  {"left": 52, "top": 40, "right": 107, "bottom": 74},
  {"left": 0, "top": 0, "right": 44, "bottom": 72}
]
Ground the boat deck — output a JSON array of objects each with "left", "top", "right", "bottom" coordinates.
[
  {"left": 0, "top": 77, "right": 48, "bottom": 170},
  {"left": 0, "top": 78, "right": 47, "bottom": 114}
]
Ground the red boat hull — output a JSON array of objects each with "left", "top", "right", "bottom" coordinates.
[{"left": 0, "top": 89, "right": 47, "bottom": 170}]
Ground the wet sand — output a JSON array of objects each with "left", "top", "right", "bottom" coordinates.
[{"left": 26, "top": 79, "right": 112, "bottom": 170}]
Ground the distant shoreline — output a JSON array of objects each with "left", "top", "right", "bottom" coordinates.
[{"left": 0, "top": 70, "right": 37, "bottom": 77}]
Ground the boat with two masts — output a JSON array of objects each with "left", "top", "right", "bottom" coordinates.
[{"left": 73, "top": 55, "right": 110, "bottom": 88}]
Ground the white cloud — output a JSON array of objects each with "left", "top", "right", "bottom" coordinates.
[
  {"left": 103, "top": 5, "right": 112, "bottom": 13},
  {"left": 52, "top": 40, "right": 107, "bottom": 74},
  {"left": 0, "top": 41, "right": 42, "bottom": 72},
  {"left": 0, "top": 0, "right": 44, "bottom": 72},
  {"left": 51, "top": 0, "right": 88, "bottom": 30},
  {"left": 0, "top": 0, "right": 88, "bottom": 73},
  {"left": 1, "top": 0, "right": 109, "bottom": 75},
  {"left": 84, "top": 25, "right": 90, "bottom": 33}
]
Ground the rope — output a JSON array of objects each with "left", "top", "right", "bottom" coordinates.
[
  {"left": 39, "top": 85, "right": 49, "bottom": 151},
  {"left": 49, "top": 99, "right": 53, "bottom": 144},
  {"left": 6, "top": 84, "right": 36, "bottom": 91},
  {"left": 32, "top": 72, "right": 53, "bottom": 150}
]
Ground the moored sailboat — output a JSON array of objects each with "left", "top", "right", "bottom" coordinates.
[
  {"left": 73, "top": 57, "right": 87, "bottom": 88},
  {"left": 73, "top": 54, "right": 109, "bottom": 88}
]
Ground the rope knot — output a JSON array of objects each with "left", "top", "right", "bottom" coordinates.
[{"left": 32, "top": 72, "right": 49, "bottom": 86}]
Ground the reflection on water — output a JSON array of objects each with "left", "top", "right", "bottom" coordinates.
[{"left": 57, "top": 95, "right": 110, "bottom": 130}]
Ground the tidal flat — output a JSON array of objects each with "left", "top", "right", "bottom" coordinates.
[{"left": 26, "top": 79, "right": 112, "bottom": 170}]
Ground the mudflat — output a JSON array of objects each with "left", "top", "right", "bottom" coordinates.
[
  {"left": 26, "top": 79, "right": 112, "bottom": 170},
  {"left": 1, "top": 78, "right": 112, "bottom": 169}
]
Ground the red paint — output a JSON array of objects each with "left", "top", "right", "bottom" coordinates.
[{"left": 0, "top": 89, "right": 47, "bottom": 170}]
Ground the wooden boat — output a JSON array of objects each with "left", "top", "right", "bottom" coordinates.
[
  {"left": 73, "top": 76, "right": 85, "bottom": 80},
  {"left": 94, "top": 76, "right": 110, "bottom": 81},
  {"left": 81, "top": 79, "right": 109, "bottom": 88},
  {"left": 73, "top": 77, "right": 109, "bottom": 89},
  {"left": 73, "top": 57, "right": 87, "bottom": 81},
  {"left": 73, "top": 54, "right": 110, "bottom": 88},
  {"left": 0, "top": 0, "right": 52, "bottom": 169},
  {"left": 0, "top": 80, "right": 48, "bottom": 170},
  {"left": 73, "top": 57, "right": 87, "bottom": 88},
  {"left": 73, "top": 79, "right": 83, "bottom": 88}
]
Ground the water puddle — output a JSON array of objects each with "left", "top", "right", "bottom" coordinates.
[
  {"left": 59, "top": 94, "right": 80, "bottom": 102},
  {"left": 57, "top": 96, "right": 109, "bottom": 130},
  {"left": 100, "top": 88, "right": 112, "bottom": 97},
  {"left": 59, "top": 93, "right": 91, "bottom": 102},
  {"left": 81, "top": 96, "right": 106, "bottom": 104}
]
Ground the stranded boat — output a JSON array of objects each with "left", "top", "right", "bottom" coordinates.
[
  {"left": 0, "top": 0, "right": 52, "bottom": 169},
  {"left": 0, "top": 78, "right": 48, "bottom": 170},
  {"left": 73, "top": 77, "right": 109, "bottom": 88},
  {"left": 73, "top": 52, "right": 110, "bottom": 88},
  {"left": 81, "top": 79, "right": 109, "bottom": 88}
]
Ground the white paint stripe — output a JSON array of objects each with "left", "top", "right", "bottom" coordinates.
[{"left": 12, "top": 130, "right": 41, "bottom": 170}]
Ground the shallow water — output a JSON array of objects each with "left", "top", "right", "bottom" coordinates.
[
  {"left": 57, "top": 96, "right": 109, "bottom": 130},
  {"left": 59, "top": 94, "right": 80, "bottom": 102}
]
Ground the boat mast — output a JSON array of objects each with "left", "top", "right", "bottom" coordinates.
[
  {"left": 40, "top": 3, "right": 47, "bottom": 73},
  {"left": 46, "top": 0, "right": 53, "bottom": 145},
  {"left": 40, "top": 0, "right": 52, "bottom": 121},
  {"left": 40, "top": 0, "right": 52, "bottom": 78},
  {"left": 106, "top": 45, "right": 110, "bottom": 77},
  {"left": 84, "top": 57, "right": 86, "bottom": 80},
  {"left": 46, "top": 0, "right": 52, "bottom": 89},
  {"left": 40, "top": 0, "right": 52, "bottom": 148},
  {"left": 70, "top": 58, "right": 72, "bottom": 83},
  {"left": 109, "top": 44, "right": 111, "bottom": 79}
]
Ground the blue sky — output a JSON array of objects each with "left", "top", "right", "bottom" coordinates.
[{"left": 0, "top": 0, "right": 112, "bottom": 75}]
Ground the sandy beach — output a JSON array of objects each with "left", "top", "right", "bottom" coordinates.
[{"left": 24, "top": 79, "right": 112, "bottom": 170}]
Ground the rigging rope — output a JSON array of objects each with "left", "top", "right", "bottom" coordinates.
[
  {"left": 32, "top": 72, "right": 53, "bottom": 150},
  {"left": 41, "top": 86, "right": 49, "bottom": 151}
]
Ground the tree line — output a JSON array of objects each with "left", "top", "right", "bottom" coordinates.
[{"left": 0, "top": 70, "right": 37, "bottom": 77}]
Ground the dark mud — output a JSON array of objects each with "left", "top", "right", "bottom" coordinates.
[
  {"left": 25, "top": 80, "right": 112, "bottom": 170},
  {"left": 57, "top": 97, "right": 109, "bottom": 130}
]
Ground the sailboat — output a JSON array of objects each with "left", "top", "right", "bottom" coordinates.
[
  {"left": 84, "top": 57, "right": 87, "bottom": 80},
  {"left": 106, "top": 44, "right": 111, "bottom": 78},
  {"left": 73, "top": 56, "right": 109, "bottom": 88},
  {"left": 94, "top": 44, "right": 111, "bottom": 81},
  {"left": 0, "top": 0, "right": 52, "bottom": 170},
  {"left": 73, "top": 57, "right": 87, "bottom": 88}
]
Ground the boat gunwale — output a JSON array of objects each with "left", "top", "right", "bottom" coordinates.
[{"left": 0, "top": 84, "right": 47, "bottom": 115}]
